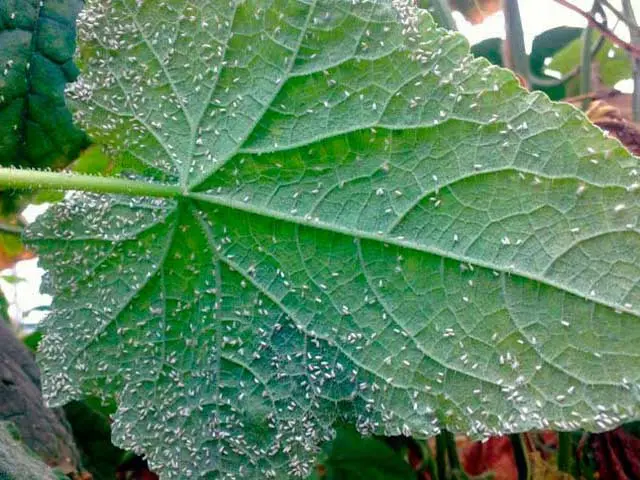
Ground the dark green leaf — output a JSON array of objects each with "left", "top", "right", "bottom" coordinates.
[
  {"left": 63, "top": 399, "right": 125, "bottom": 480},
  {"left": 471, "top": 37, "right": 503, "bottom": 66},
  {"left": 529, "top": 26, "right": 583, "bottom": 76},
  {"left": 314, "top": 427, "right": 415, "bottom": 480},
  {"left": 0, "top": 0, "right": 88, "bottom": 169}
]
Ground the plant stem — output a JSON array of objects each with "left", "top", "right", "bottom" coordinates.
[
  {"left": 0, "top": 222, "right": 23, "bottom": 235},
  {"left": 503, "top": 0, "right": 530, "bottom": 87},
  {"left": 444, "top": 430, "right": 461, "bottom": 472},
  {"left": 557, "top": 431, "right": 573, "bottom": 473},
  {"left": 622, "top": 0, "right": 640, "bottom": 121},
  {"left": 0, "top": 168, "right": 181, "bottom": 198},
  {"left": 580, "top": 1, "right": 597, "bottom": 110},
  {"left": 553, "top": 0, "right": 640, "bottom": 58},
  {"left": 415, "top": 438, "right": 439, "bottom": 480},
  {"left": 436, "top": 431, "right": 448, "bottom": 480},
  {"left": 509, "top": 434, "right": 530, "bottom": 480},
  {"left": 600, "top": 0, "right": 639, "bottom": 32}
]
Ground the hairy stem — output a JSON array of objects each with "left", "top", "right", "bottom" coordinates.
[{"left": 0, "top": 168, "right": 181, "bottom": 198}]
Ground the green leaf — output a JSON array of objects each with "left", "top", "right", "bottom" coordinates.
[
  {"left": 0, "top": 0, "right": 88, "bottom": 169},
  {"left": 469, "top": 28, "right": 585, "bottom": 100},
  {"left": 529, "top": 26, "right": 583, "bottom": 77},
  {"left": 62, "top": 399, "right": 125, "bottom": 480},
  {"left": 313, "top": 427, "right": 415, "bottom": 480},
  {"left": 470, "top": 37, "right": 503, "bottom": 66},
  {"left": 549, "top": 33, "right": 632, "bottom": 93},
  {"left": 27, "top": 1, "right": 640, "bottom": 478}
]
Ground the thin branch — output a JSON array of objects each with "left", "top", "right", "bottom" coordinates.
[
  {"left": 503, "top": 0, "right": 530, "bottom": 85},
  {"left": 580, "top": 1, "right": 597, "bottom": 110},
  {"left": 599, "top": 0, "right": 639, "bottom": 32},
  {"left": 622, "top": 0, "right": 640, "bottom": 121},
  {"left": 563, "top": 89, "right": 619, "bottom": 103},
  {"left": 552, "top": 0, "right": 640, "bottom": 58},
  {"left": 0, "top": 222, "right": 23, "bottom": 235}
]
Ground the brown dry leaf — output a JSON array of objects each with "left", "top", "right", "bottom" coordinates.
[
  {"left": 449, "top": 0, "right": 501, "bottom": 24},
  {"left": 588, "top": 97, "right": 640, "bottom": 156},
  {"left": 529, "top": 451, "right": 573, "bottom": 480},
  {"left": 565, "top": 91, "right": 640, "bottom": 156},
  {"left": 0, "top": 241, "right": 34, "bottom": 271}
]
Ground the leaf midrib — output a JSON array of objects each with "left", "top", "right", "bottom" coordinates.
[
  {"left": 186, "top": 190, "right": 637, "bottom": 318},
  {"left": 190, "top": 200, "right": 624, "bottom": 405}
]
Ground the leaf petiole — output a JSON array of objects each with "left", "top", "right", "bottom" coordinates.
[{"left": 0, "top": 167, "right": 180, "bottom": 199}]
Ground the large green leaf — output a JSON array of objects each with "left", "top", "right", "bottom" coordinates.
[
  {"left": 28, "top": 0, "right": 640, "bottom": 478},
  {"left": 0, "top": 0, "right": 88, "bottom": 169}
]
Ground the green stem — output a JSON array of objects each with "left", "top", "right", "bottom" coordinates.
[
  {"left": 622, "top": 0, "right": 640, "bottom": 121},
  {"left": 557, "top": 431, "right": 573, "bottom": 473},
  {"left": 444, "top": 430, "right": 461, "bottom": 472},
  {"left": 503, "top": 0, "right": 530, "bottom": 85},
  {"left": 415, "top": 438, "right": 439, "bottom": 480},
  {"left": 436, "top": 431, "right": 448, "bottom": 480},
  {"left": 509, "top": 434, "right": 530, "bottom": 480},
  {"left": 0, "top": 168, "right": 180, "bottom": 198}
]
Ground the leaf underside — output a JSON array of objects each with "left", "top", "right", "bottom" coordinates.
[
  {"left": 27, "top": 0, "right": 640, "bottom": 478},
  {"left": 0, "top": 0, "right": 88, "bottom": 169}
]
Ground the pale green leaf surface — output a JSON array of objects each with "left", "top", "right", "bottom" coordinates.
[{"left": 28, "top": 1, "right": 640, "bottom": 479}]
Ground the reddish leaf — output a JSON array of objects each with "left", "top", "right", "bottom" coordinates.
[
  {"left": 460, "top": 436, "right": 518, "bottom": 480},
  {"left": 592, "top": 428, "right": 640, "bottom": 480}
]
